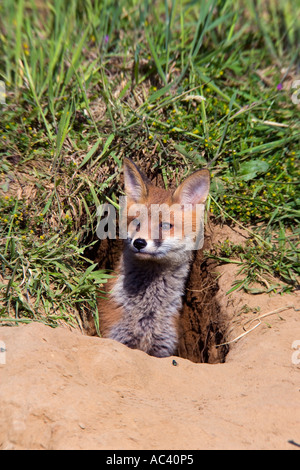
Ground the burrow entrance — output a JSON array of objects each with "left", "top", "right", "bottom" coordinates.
[
  {"left": 83, "top": 158, "right": 229, "bottom": 364},
  {"left": 89, "top": 221, "right": 229, "bottom": 364}
]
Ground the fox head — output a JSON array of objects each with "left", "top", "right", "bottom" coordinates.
[{"left": 122, "top": 158, "right": 210, "bottom": 260}]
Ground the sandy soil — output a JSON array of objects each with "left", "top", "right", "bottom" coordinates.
[
  {"left": 0, "top": 221, "right": 299, "bottom": 450},
  {"left": 0, "top": 289, "right": 299, "bottom": 450}
]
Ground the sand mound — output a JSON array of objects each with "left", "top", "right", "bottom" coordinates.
[
  {"left": 0, "top": 298, "right": 299, "bottom": 450},
  {"left": 1, "top": 223, "right": 299, "bottom": 450}
]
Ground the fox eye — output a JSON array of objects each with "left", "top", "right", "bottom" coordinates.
[
  {"left": 160, "top": 222, "right": 173, "bottom": 230},
  {"left": 130, "top": 218, "right": 140, "bottom": 231}
]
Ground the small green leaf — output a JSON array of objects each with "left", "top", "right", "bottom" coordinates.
[{"left": 238, "top": 159, "right": 269, "bottom": 181}]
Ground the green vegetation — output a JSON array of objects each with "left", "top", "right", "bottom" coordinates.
[{"left": 0, "top": 0, "right": 299, "bottom": 326}]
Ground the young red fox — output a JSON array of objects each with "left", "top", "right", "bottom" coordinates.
[{"left": 97, "top": 158, "right": 210, "bottom": 357}]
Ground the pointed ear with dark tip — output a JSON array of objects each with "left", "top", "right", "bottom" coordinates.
[
  {"left": 172, "top": 169, "right": 210, "bottom": 205},
  {"left": 123, "top": 158, "right": 148, "bottom": 202}
]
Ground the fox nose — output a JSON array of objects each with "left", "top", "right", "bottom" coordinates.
[{"left": 133, "top": 238, "right": 147, "bottom": 251}]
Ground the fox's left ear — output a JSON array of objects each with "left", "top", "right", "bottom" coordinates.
[
  {"left": 172, "top": 169, "right": 210, "bottom": 205},
  {"left": 123, "top": 157, "right": 148, "bottom": 202}
]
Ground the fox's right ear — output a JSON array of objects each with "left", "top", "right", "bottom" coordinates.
[
  {"left": 172, "top": 169, "right": 210, "bottom": 205},
  {"left": 123, "top": 158, "right": 148, "bottom": 202}
]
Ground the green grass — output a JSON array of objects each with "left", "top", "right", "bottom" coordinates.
[{"left": 0, "top": 0, "right": 299, "bottom": 327}]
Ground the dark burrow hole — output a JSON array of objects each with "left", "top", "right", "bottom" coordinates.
[{"left": 84, "top": 226, "right": 229, "bottom": 364}]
